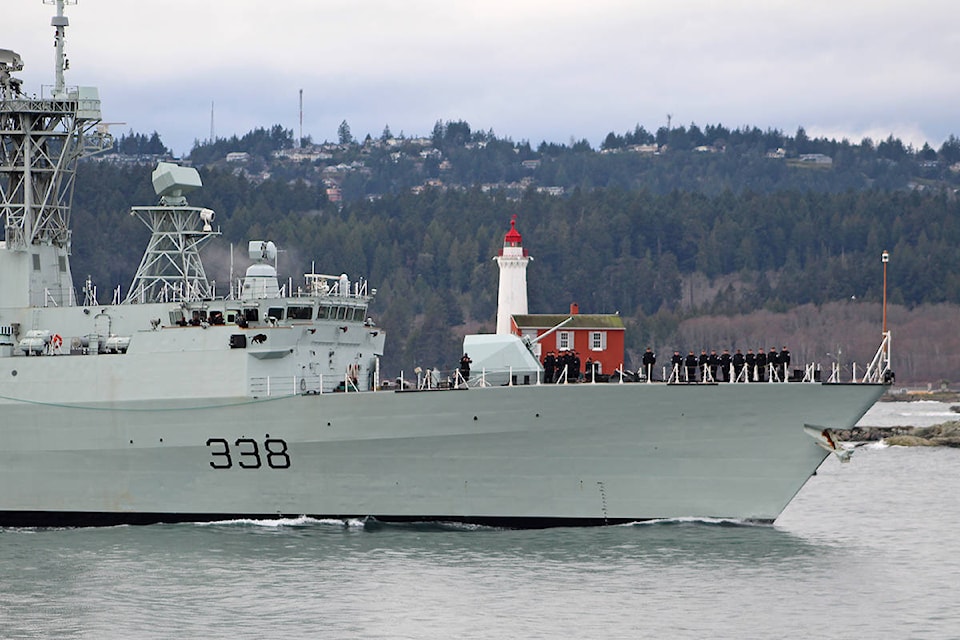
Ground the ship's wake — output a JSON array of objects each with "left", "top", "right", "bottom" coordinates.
[
  {"left": 190, "top": 516, "right": 368, "bottom": 530},
  {"left": 623, "top": 517, "right": 770, "bottom": 528}
]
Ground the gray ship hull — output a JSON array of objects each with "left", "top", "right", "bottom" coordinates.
[
  {"left": 0, "top": 381, "right": 884, "bottom": 527},
  {"left": 1, "top": 4, "right": 896, "bottom": 528}
]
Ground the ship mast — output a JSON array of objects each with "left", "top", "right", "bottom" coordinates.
[
  {"left": 125, "top": 163, "right": 220, "bottom": 304},
  {"left": 0, "top": 0, "right": 112, "bottom": 307}
]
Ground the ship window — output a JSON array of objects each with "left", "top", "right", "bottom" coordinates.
[
  {"left": 169, "top": 309, "right": 185, "bottom": 326},
  {"left": 557, "top": 331, "right": 572, "bottom": 351},
  {"left": 590, "top": 331, "right": 606, "bottom": 351},
  {"left": 268, "top": 307, "right": 284, "bottom": 321},
  {"left": 32, "top": 254, "right": 41, "bottom": 271},
  {"left": 288, "top": 305, "right": 313, "bottom": 320},
  {"left": 335, "top": 307, "right": 347, "bottom": 320},
  {"left": 244, "top": 308, "right": 259, "bottom": 322},
  {"left": 317, "top": 306, "right": 330, "bottom": 319},
  {"left": 352, "top": 308, "right": 365, "bottom": 321},
  {"left": 59, "top": 256, "right": 67, "bottom": 272}
]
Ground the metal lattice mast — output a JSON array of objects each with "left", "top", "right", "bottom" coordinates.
[{"left": 0, "top": 0, "right": 111, "bottom": 306}]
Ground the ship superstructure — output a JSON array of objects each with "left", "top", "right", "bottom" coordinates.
[{"left": 0, "top": 2, "right": 890, "bottom": 528}]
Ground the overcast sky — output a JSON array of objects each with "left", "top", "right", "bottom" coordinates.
[{"left": 6, "top": 0, "right": 958, "bottom": 155}]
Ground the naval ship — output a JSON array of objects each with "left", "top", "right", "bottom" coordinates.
[{"left": 0, "top": 2, "right": 890, "bottom": 527}]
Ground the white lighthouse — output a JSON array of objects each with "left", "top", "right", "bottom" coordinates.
[{"left": 494, "top": 215, "right": 532, "bottom": 335}]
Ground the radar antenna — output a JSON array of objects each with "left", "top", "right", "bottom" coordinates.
[{"left": 125, "top": 163, "right": 220, "bottom": 304}]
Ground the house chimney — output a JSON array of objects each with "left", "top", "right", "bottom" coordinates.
[{"left": 570, "top": 302, "right": 579, "bottom": 315}]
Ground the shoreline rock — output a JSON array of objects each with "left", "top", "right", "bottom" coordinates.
[
  {"left": 880, "top": 392, "right": 960, "bottom": 403},
  {"left": 834, "top": 421, "right": 960, "bottom": 447}
]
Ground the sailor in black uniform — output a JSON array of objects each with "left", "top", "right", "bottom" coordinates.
[
  {"left": 732, "top": 349, "right": 745, "bottom": 381},
  {"left": 745, "top": 349, "right": 756, "bottom": 381},
  {"left": 756, "top": 348, "right": 767, "bottom": 382},
  {"left": 544, "top": 351, "right": 556, "bottom": 383},
  {"left": 708, "top": 349, "right": 720, "bottom": 382},
  {"left": 780, "top": 346, "right": 791, "bottom": 381},
  {"left": 671, "top": 350, "right": 683, "bottom": 381},
  {"left": 642, "top": 347, "right": 656, "bottom": 381},
  {"left": 719, "top": 349, "right": 732, "bottom": 382},
  {"left": 684, "top": 351, "right": 698, "bottom": 383}
]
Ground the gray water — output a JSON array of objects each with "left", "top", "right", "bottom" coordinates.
[{"left": 3, "top": 402, "right": 959, "bottom": 639}]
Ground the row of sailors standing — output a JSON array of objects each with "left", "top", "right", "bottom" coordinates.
[
  {"left": 543, "top": 350, "right": 590, "bottom": 383},
  {"left": 642, "top": 346, "right": 793, "bottom": 383}
]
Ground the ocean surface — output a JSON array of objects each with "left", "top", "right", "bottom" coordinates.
[{"left": 2, "top": 401, "right": 959, "bottom": 639}]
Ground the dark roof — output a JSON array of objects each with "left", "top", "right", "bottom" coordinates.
[{"left": 512, "top": 314, "right": 625, "bottom": 330}]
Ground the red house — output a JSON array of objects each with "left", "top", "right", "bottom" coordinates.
[{"left": 511, "top": 303, "right": 626, "bottom": 377}]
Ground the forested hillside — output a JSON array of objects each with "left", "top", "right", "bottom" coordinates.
[{"left": 71, "top": 126, "right": 960, "bottom": 383}]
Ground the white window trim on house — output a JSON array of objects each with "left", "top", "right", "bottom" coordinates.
[
  {"left": 557, "top": 330, "right": 573, "bottom": 351},
  {"left": 590, "top": 331, "right": 606, "bottom": 351}
]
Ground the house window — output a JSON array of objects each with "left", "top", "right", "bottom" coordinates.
[
  {"left": 590, "top": 331, "right": 606, "bottom": 351},
  {"left": 557, "top": 331, "right": 572, "bottom": 351}
]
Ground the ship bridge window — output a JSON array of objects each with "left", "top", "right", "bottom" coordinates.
[
  {"left": 288, "top": 305, "right": 313, "bottom": 320},
  {"left": 267, "top": 307, "right": 285, "bottom": 321},
  {"left": 317, "top": 306, "right": 330, "bottom": 319},
  {"left": 32, "top": 254, "right": 41, "bottom": 271},
  {"left": 351, "top": 308, "right": 366, "bottom": 322},
  {"left": 169, "top": 309, "right": 185, "bottom": 326},
  {"left": 335, "top": 307, "right": 347, "bottom": 320},
  {"left": 59, "top": 256, "right": 67, "bottom": 272},
  {"left": 244, "top": 308, "right": 259, "bottom": 322}
]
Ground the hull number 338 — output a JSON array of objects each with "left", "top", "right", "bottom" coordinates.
[{"left": 206, "top": 436, "right": 291, "bottom": 469}]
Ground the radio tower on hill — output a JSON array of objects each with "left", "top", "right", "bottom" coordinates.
[{"left": 494, "top": 215, "right": 531, "bottom": 335}]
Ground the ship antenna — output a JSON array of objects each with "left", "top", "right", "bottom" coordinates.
[
  {"left": 881, "top": 250, "right": 889, "bottom": 335},
  {"left": 881, "top": 250, "right": 891, "bottom": 375},
  {"left": 48, "top": 0, "right": 76, "bottom": 98},
  {"left": 863, "top": 250, "right": 893, "bottom": 383}
]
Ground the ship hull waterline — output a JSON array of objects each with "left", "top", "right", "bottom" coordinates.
[{"left": 1, "top": 381, "right": 885, "bottom": 528}]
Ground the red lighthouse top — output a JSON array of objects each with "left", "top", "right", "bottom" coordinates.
[{"left": 503, "top": 215, "right": 522, "bottom": 246}]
